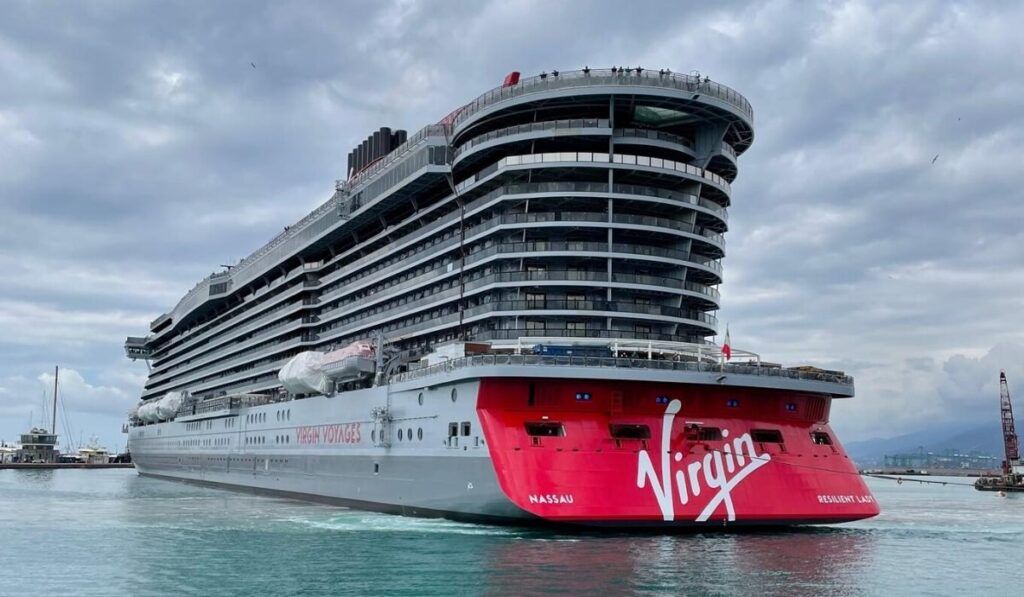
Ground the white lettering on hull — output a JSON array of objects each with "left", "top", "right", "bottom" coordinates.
[
  {"left": 528, "top": 494, "right": 575, "bottom": 505},
  {"left": 636, "top": 399, "right": 771, "bottom": 522}
]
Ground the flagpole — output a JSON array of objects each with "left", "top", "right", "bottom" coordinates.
[{"left": 720, "top": 324, "right": 731, "bottom": 372}]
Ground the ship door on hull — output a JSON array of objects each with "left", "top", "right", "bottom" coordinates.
[
  {"left": 447, "top": 422, "right": 459, "bottom": 449},
  {"left": 609, "top": 424, "right": 651, "bottom": 450}
]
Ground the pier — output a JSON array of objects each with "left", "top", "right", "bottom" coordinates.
[{"left": 0, "top": 463, "right": 134, "bottom": 470}]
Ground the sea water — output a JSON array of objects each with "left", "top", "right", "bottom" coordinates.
[{"left": 0, "top": 470, "right": 1019, "bottom": 596}]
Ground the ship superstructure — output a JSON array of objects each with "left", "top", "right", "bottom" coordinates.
[{"left": 125, "top": 68, "right": 879, "bottom": 527}]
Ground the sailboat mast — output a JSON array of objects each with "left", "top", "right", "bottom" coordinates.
[{"left": 51, "top": 365, "right": 58, "bottom": 435}]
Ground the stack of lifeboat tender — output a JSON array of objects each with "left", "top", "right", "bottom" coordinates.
[
  {"left": 278, "top": 341, "right": 376, "bottom": 396},
  {"left": 135, "top": 390, "right": 186, "bottom": 423}
]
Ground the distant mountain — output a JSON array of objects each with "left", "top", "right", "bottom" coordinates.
[{"left": 845, "top": 421, "right": 1004, "bottom": 466}]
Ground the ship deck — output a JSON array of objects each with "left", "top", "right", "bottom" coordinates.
[{"left": 388, "top": 351, "right": 854, "bottom": 398}]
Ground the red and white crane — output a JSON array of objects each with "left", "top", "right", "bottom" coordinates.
[{"left": 998, "top": 370, "right": 1020, "bottom": 475}]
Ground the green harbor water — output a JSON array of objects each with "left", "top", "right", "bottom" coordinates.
[{"left": 0, "top": 469, "right": 1019, "bottom": 596}]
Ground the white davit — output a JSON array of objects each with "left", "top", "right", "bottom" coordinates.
[{"left": 278, "top": 351, "right": 330, "bottom": 395}]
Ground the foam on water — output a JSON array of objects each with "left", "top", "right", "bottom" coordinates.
[{"left": 280, "top": 512, "right": 521, "bottom": 536}]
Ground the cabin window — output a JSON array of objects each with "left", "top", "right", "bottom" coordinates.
[
  {"left": 451, "top": 388, "right": 458, "bottom": 403},
  {"left": 525, "top": 422, "right": 565, "bottom": 437},
  {"left": 461, "top": 422, "right": 471, "bottom": 436},
  {"left": 407, "top": 428, "right": 413, "bottom": 440},
  {"left": 566, "top": 320, "right": 586, "bottom": 333},
  {"left": 685, "top": 426, "right": 722, "bottom": 441},
  {"left": 609, "top": 424, "right": 651, "bottom": 439},
  {"left": 418, "top": 392, "right": 424, "bottom": 406},
  {"left": 785, "top": 402, "right": 798, "bottom": 412},
  {"left": 811, "top": 431, "right": 833, "bottom": 445},
  {"left": 418, "top": 428, "right": 423, "bottom": 441},
  {"left": 398, "top": 428, "right": 404, "bottom": 441},
  {"left": 726, "top": 399, "right": 740, "bottom": 408},
  {"left": 448, "top": 422, "right": 459, "bottom": 437},
  {"left": 751, "top": 429, "right": 785, "bottom": 443}
]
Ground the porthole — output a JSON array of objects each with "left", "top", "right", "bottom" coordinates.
[
  {"left": 372, "top": 429, "right": 376, "bottom": 442},
  {"left": 451, "top": 388, "right": 458, "bottom": 403},
  {"left": 418, "top": 392, "right": 424, "bottom": 406},
  {"left": 417, "top": 428, "right": 423, "bottom": 441},
  {"left": 407, "top": 428, "right": 412, "bottom": 440},
  {"left": 398, "top": 428, "right": 404, "bottom": 441}
]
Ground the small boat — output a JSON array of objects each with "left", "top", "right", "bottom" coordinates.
[{"left": 76, "top": 437, "right": 111, "bottom": 464}]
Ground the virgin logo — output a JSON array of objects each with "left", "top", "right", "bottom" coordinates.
[{"left": 636, "top": 400, "right": 770, "bottom": 522}]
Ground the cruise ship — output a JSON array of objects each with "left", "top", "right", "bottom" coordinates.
[{"left": 125, "top": 68, "right": 879, "bottom": 528}]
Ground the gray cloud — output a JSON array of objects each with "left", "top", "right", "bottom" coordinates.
[{"left": 1, "top": 0, "right": 1022, "bottom": 449}]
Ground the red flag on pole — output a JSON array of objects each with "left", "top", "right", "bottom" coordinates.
[{"left": 722, "top": 325, "right": 732, "bottom": 361}]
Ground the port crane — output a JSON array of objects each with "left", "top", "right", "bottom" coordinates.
[
  {"left": 998, "top": 370, "right": 1020, "bottom": 474},
  {"left": 975, "top": 370, "right": 1024, "bottom": 491}
]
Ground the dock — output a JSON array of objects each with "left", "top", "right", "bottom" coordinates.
[{"left": 0, "top": 463, "right": 134, "bottom": 470}]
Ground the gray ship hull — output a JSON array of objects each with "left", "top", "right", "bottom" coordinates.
[
  {"left": 129, "top": 362, "right": 879, "bottom": 528},
  {"left": 130, "top": 376, "right": 530, "bottom": 521}
]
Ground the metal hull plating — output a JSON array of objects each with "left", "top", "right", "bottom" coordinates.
[{"left": 129, "top": 367, "right": 878, "bottom": 528}]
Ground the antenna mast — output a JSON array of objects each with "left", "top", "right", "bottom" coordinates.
[
  {"left": 999, "top": 370, "right": 1019, "bottom": 475},
  {"left": 51, "top": 365, "right": 59, "bottom": 435}
]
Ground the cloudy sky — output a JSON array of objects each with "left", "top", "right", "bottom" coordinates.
[{"left": 1, "top": 0, "right": 1022, "bottom": 451}]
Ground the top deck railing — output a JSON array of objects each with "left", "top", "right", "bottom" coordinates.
[
  {"left": 452, "top": 68, "right": 753, "bottom": 131},
  {"left": 388, "top": 352, "right": 852, "bottom": 387}
]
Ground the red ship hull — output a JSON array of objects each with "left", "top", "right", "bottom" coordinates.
[{"left": 477, "top": 378, "right": 878, "bottom": 527}]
